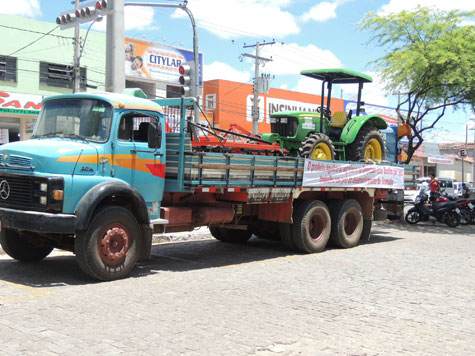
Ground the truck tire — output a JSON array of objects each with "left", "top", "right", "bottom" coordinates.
[
  {"left": 279, "top": 223, "right": 297, "bottom": 251},
  {"left": 299, "top": 133, "right": 335, "bottom": 160},
  {"left": 329, "top": 199, "right": 363, "bottom": 248},
  {"left": 361, "top": 219, "right": 372, "bottom": 241},
  {"left": 75, "top": 206, "right": 142, "bottom": 281},
  {"left": 0, "top": 229, "right": 53, "bottom": 262},
  {"left": 346, "top": 126, "right": 385, "bottom": 162},
  {"left": 292, "top": 200, "right": 331, "bottom": 253},
  {"left": 209, "top": 227, "right": 252, "bottom": 243},
  {"left": 251, "top": 221, "right": 280, "bottom": 240}
]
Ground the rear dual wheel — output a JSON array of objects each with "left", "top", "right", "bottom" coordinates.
[
  {"left": 328, "top": 199, "right": 363, "bottom": 248},
  {"left": 292, "top": 200, "right": 331, "bottom": 253},
  {"left": 209, "top": 227, "right": 252, "bottom": 243}
]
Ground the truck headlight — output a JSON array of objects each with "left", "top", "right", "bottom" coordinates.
[
  {"left": 40, "top": 196, "right": 47, "bottom": 205},
  {"left": 40, "top": 182, "right": 48, "bottom": 192},
  {"left": 280, "top": 117, "right": 288, "bottom": 124}
]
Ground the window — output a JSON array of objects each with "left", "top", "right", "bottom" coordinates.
[
  {"left": 39, "top": 62, "right": 86, "bottom": 90},
  {"left": 33, "top": 99, "right": 113, "bottom": 143},
  {"left": 0, "top": 56, "right": 17, "bottom": 82},
  {"left": 205, "top": 94, "right": 216, "bottom": 110},
  {"left": 118, "top": 113, "right": 161, "bottom": 145}
]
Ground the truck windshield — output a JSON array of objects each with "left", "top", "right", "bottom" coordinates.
[{"left": 33, "top": 99, "right": 113, "bottom": 142}]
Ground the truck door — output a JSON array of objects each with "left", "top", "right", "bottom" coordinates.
[{"left": 112, "top": 111, "right": 165, "bottom": 217}]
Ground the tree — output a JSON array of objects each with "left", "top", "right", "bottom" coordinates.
[{"left": 360, "top": 7, "right": 475, "bottom": 163}]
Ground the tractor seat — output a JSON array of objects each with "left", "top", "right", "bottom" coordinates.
[{"left": 329, "top": 111, "right": 348, "bottom": 128}]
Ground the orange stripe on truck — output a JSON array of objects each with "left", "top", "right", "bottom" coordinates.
[{"left": 57, "top": 154, "right": 165, "bottom": 178}]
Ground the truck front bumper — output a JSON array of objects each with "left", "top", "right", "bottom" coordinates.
[{"left": 0, "top": 207, "right": 77, "bottom": 234}]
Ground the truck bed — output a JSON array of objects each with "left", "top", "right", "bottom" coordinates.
[{"left": 164, "top": 133, "right": 304, "bottom": 192}]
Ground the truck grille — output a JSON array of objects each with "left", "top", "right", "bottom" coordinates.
[
  {"left": 0, "top": 174, "right": 63, "bottom": 212},
  {"left": 0, "top": 174, "right": 34, "bottom": 206}
]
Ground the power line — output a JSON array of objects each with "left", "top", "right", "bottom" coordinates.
[{"left": 9, "top": 25, "right": 61, "bottom": 56}]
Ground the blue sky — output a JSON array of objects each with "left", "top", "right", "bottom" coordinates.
[{"left": 1, "top": 0, "right": 474, "bottom": 142}]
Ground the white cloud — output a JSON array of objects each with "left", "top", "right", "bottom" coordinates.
[
  {"left": 204, "top": 61, "right": 251, "bottom": 82},
  {"left": 280, "top": 84, "right": 288, "bottom": 90},
  {"left": 301, "top": 0, "right": 352, "bottom": 23},
  {"left": 0, "top": 0, "right": 41, "bottom": 17},
  {"left": 172, "top": 0, "right": 299, "bottom": 39},
  {"left": 379, "top": 0, "right": 475, "bottom": 15},
  {"left": 259, "top": 42, "right": 342, "bottom": 77},
  {"left": 302, "top": 1, "right": 338, "bottom": 22},
  {"left": 92, "top": 6, "right": 156, "bottom": 32}
]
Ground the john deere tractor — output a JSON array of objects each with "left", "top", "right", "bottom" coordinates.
[{"left": 262, "top": 69, "right": 387, "bottom": 162}]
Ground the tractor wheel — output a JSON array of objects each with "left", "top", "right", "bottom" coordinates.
[
  {"left": 346, "top": 126, "right": 385, "bottom": 162},
  {"left": 299, "top": 133, "right": 335, "bottom": 160}
]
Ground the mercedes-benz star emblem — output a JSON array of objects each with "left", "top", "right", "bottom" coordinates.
[{"left": 0, "top": 180, "right": 10, "bottom": 200}]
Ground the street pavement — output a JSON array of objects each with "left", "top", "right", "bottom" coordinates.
[{"left": 0, "top": 222, "right": 474, "bottom": 355}]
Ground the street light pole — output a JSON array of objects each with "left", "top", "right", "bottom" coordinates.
[
  {"left": 124, "top": 1, "right": 200, "bottom": 123},
  {"left": 73, "top": 0, "right": 81, "bottom": 93}
]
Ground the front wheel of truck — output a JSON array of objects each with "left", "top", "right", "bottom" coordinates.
[
  {"left": 0, "top": 229, "right": 53, "bottom": 262},
  {"left": 75, "top": 206, "right": 142, "bottom": 281}
]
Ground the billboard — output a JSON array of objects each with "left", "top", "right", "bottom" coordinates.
[{"left": 125, "top": 38, "right": 203, "bottom": 85}]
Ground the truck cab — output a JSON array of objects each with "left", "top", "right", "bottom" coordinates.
[{"left": 0, "top": 92, "right": 166, "bottom": 280}]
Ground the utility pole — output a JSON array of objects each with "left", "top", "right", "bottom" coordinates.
[
  {"left": 242, "top": 41, "right": 274, "bottom": 135},
  {"left": 73, "top": 0, "right": 81, "bottom": 93},
  {"left": 106, "top": 0, "right": 125, "bottom": 93}
]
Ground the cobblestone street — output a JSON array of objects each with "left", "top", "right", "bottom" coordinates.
[{"left": 1, "top": 222, "right": 474, "bottom": 355}]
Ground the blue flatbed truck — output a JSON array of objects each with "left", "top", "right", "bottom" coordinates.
[{"left": 0, "top": 92, "right": 403, "bottom": 280}]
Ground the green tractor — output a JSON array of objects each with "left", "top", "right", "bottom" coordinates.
[{"left": 262, "top": 69, "right": 387, "bottom": 162}]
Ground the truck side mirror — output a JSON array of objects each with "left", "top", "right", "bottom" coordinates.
[{"left": 148, "top": 122, "right": 161, "bottom": 149}]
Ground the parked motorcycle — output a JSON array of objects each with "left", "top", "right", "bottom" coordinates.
[
  {"left": 405, "top": 191, "right": 461, "bottom": 227},
  {"left": 434, "top": 192, "right": 474, "bottom": 225}
]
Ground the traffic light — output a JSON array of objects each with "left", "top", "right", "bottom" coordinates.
[
  {"left": 178, "top": 61, "right": 194, "bottom": 97},
  {"left": 56, "top": 1, "right": 108, "bottom": 30}
]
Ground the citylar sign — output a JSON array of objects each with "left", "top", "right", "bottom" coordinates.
[{"left": 125, "top": 38, "right": 203, "bottom": 85}]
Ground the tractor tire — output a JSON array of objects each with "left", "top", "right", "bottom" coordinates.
[
  {"left": 346, "top": 126, "right": 385, "bottom": 162},
  {"left": 0, "top": 229, "right": 53, "bottom": 262},
  {"left": 75, "top": 206, "right": 142, "bottom": 281},
  {"left": 299, "top": 133, "right": 335, "bottom": 160},
  {"left": 209, "top": 227, "right": 252, "bottom": 243}
]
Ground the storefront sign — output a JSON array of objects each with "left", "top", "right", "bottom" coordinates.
[
  {"left": 246, "top": 96, "right": 321, "bottom": 123},
  {"left": 428, "top": 155, "right": 455, "bottom": 164},
  {"left": 303, "top": 159, "right": 405, "bottom": 189},
  {"left": 0, "top": 91, "right": 43, "bottom": 115},
  {"left": 125, "top": 38, "right": 203, "bottom": 85}
]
